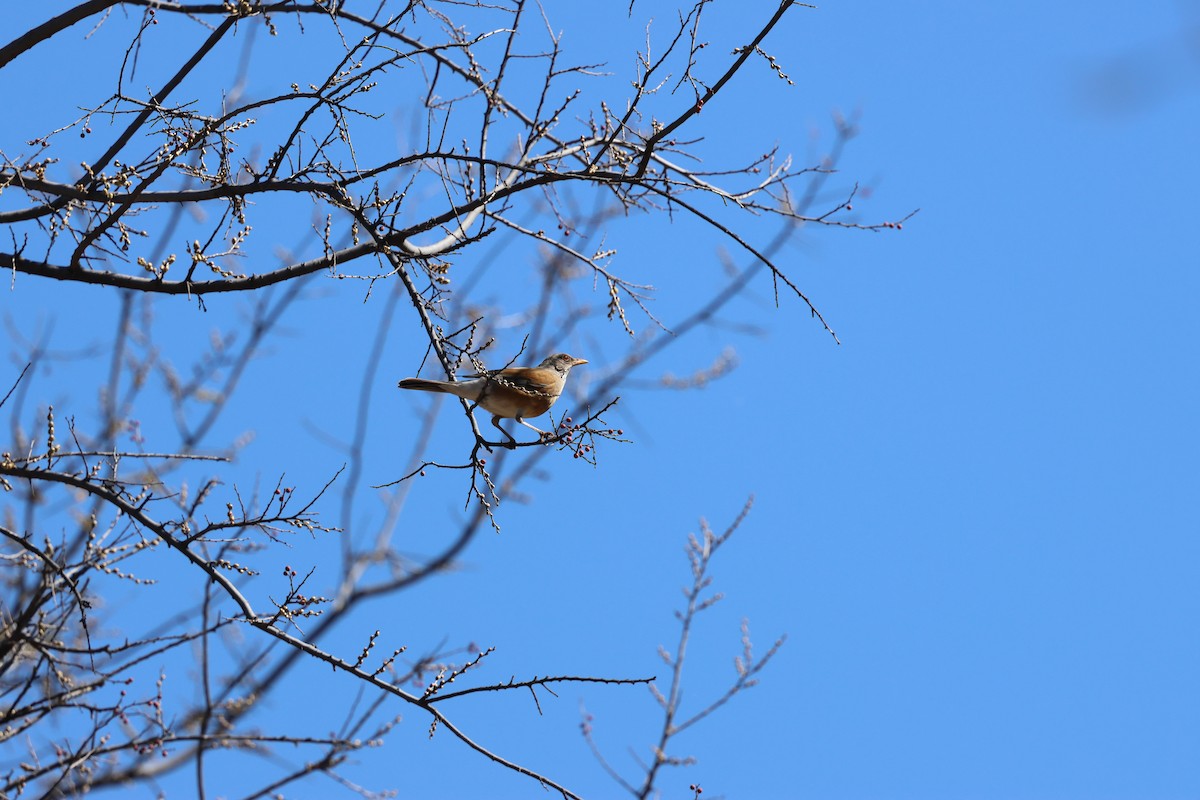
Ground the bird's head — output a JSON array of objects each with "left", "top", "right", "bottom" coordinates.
[{"left": 540, "top": 353, "right": 588, "bottom": 374}]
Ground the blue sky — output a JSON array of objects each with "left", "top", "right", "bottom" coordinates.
[{"left": 4, "top": 2, "right": 1199, "bottom": 798}]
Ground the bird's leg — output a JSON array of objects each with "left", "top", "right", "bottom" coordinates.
[
  {"left": 491, "top": 415, "right": 518, "bottom": 448},
  {"left": 516, "top": 417, "right": 552, "bottom": 440}
]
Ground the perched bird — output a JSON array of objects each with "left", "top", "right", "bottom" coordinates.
[{"left": 398, "top": 353, "right": 588, "bottom": 445}]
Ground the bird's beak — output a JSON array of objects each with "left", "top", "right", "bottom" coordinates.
[{"left": 572, "top": 357, "right": 589, "bottom": 366}]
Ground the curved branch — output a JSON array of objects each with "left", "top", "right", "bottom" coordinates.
[{"left": 0, "top": 0, "right": 124, "bottom": 69}]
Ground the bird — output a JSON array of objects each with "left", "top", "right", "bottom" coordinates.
[{"left": 397, "top": 352, "right": 588, "bottom": 445}]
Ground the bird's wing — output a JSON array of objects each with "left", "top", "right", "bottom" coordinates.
[{"left": 490, "top": 367, "right": 557, "bottom": 397}]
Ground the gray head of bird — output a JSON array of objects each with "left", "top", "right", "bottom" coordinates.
[{"left": 539, "top": 353, "right": 588, "bottom": 374}]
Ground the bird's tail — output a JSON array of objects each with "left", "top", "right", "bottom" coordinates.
[{"left": 397, "top": 378, "right": 452, "bottom": 393}]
